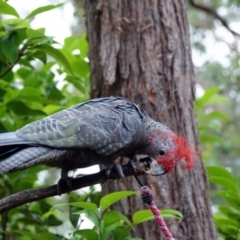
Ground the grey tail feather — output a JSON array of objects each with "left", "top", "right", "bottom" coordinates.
[
  {"left": 0, "top": 146, "right": 51, "bottom": 174},
  {"left": 0, "top": 132, "right": 28, "bottom": 146}
]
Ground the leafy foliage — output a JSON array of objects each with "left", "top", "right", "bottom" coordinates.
[
  {"left": 0, "top": 2, "right": 90, "bottom": 239},
  {"left": 52, "top": 191, "right": 182, "bottom": 240},
  {"left": 206, "top": 167, "right": 240, "bottom": 240},
  {"left": 196, "top": 88, "right": 240, "bottom": 239}
]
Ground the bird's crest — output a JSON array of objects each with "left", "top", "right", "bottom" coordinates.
[{"left": 169, "top": 132, "right": 195, "bottom": 169}]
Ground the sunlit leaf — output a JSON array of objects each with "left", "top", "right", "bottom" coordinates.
[
  {"left": 199, "top": 111, "right": 230, "bottom": 122},
  {"left": 79, "top": 33, "right": 89, "bottom": 58},
  {"left": 207, "top": 95, "right": 230, "bottom": 105},
  {"left": 34, "top": 44, "right": 73, "bottom": 74},
  {"left": 209, "top": 177, "right": 238, "bottom": 193},
  {"left": 218, "top": 205, "right": 239, "bottom": 218},
  {"left": 200, "top": 135, "right": 222, "bottom": 144},
  {"left": 214, "top": 215, "right": 239, "bottom": 228},
  {"left": 206, "top": 166, "right": 235, "bottom": 183},
  {"left": 195, "top": 88, "right": 220, "bottom": 112},
  {"left": 104, "top": 210, "right": 133, "bottom": 228},
  {"left": 25, "top": 4, "right": 64, "bottom": 19},
  {"left": 133, "top": 209, "right": 182, "bottom": 225},
  {"left": 0, "top": 1, "right": 19, "bottom": 17},
  {"left": 100, "top": 191, "right": 137, "bottom": 211},
  {"left": 217, "top": 191, "right": 240, "bottom": 210}
]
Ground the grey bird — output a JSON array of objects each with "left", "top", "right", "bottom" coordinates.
[{"left": 0, "top": 97, "right": 193, "bottom": 194}]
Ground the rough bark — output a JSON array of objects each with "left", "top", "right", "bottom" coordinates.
[{"left": 84, "top": 0, "right": 217, "bottom": 239}]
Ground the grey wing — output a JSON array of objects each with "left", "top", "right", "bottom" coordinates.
[{"left": 16, "top": 97, "right": 145, "bottom": 156}]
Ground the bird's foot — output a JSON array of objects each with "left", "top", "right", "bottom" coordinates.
[
  {"left": 105, "top": 162, "right": 125, "bottom": 179},
  {"left": 128, "top": 160, "right": 137, "bottom": 172},
  {"left": 57, "top": 170, "right": 73, "bottom": 196}
]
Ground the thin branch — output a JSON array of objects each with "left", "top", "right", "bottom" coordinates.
[
  {"left": 189, "top": 0, "right": 240, "bottom": 38},
  {"left": 0, "top": 47, "right": 26, "bottom": 79},
  {"left": 0, "top": 162, "right": 145, "bottom": 213}
]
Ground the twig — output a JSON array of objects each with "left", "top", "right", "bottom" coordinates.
[
  {"left": 189, "top": 0, "right": 240, "bottom": 38},
  {"left": 0, "top": 47, "right": 26, "bottom": 78},
  {"left": 0, "top": 162, "right": 145, "bottom": 213}
]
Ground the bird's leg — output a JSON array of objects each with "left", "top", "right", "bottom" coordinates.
[
  {"left": 105, "top": 158, "right": 125, "bottom": 179},
  {"left": 57, "top": 169, "right": 73, "bottom": 196}
]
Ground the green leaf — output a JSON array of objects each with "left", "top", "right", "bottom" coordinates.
[
  {"left": 207, "top": 95, "right": 230, "bottom": 105},
  {"left": 29, "top": 50, "right": 47, "bottom": 64},
  {"left": 218, "top": 205, "right": 239, "bottom": 218},
  {"left": 198, "top": 124, "right": 220, "bottom": 132},
  {"left": 44, "top": 215, "right": 62, "bottom": 226},
  {"left": 199, "top": 135, "right": 222, "bottom": 144},
  {"left": 209, "top": 177, "right": 238, "bottom": 193},
  {"left": 206, "top": 166, "right": 235, "bottom": 183},
  {"left": 82, "top": 209, "right": 99, "bottom": 227},
  {"left": 0, "top": 1, "right": 19, "bottom": 17},
  {"left": 64, "top": 36, "right": 80, "bottom": 52},
  {"left": 100, "top": 191, "right": 137, "bottom": 211},
  {"left": 199, "top": 111, "right": 230, "bottom": 122},
  {"left": 7, "top": 100, "right": 46, "bottom": 116},
  {"left": 34, "top": 44, "right": 73, "bottom": 74},
  {"left": 1, "top": 31, "right": 21, "bottom": 63},
  {"left": 52, "top": 202, "right": 97, "bottom": 212},
  {"left": 214, "top": 215, "right": 239, "bottom": 228},
  {"left": 217, "top": 191, "right": 240, "bottom": 210},
  {"left": 195, "top": 88, "right": 220, "bottom": 111},
  {"left": 66, "top": 76, "right": 89, "bottom": 93},
  {"left": 112, "top": 226, "right": 132, "bottom": 240},
  {"left": 133, "top": 209, "right": 182, "bottom": 225},
  {"left": 68, "top": 202, "right": 97, "bottom": 212},
  {"left": 161, "top": 209, "right": 183, "bottom": 219},
  {"left": 25, "top": 4, "right": 64, "bottom": 19},
  {"left": 14, "top": 231, "right": 56, "bottom": 240},
  {"left": 79, "top": 33, "right": 89, "bottom": 58},
  {"left": 25, "top": 36, "right": 53, "bottom": 47},
  {"left": 26, "top": 28, "right": 45, "bottom": 38},
  {"left": 101, "top": 221, "right": 122, "bottom": 240},
  {"left": 18, "top": 87, "right": 42, "bottom": 101},
  {"left": 71, "top": 59, "right": 89, "bottom": 78},
  {"left": 43, "top": 104, "right": 62, "bottom": 115},
  {"left": 104, "top": 210, "right": 133, "bottom": 228},
  {"left": 74, "top": 229, "right": 98, "bottom": 240}
]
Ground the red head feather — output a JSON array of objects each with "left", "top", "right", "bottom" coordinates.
[{"left": 170, "top": 133, "right": 194, "bottom": 169}]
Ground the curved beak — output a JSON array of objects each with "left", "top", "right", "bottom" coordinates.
[
  {"left": 145, "top": 159, "right": 165, "bottom": 175},
  {"left": 134, "top": 154, "right": 166, "bottom": 176}
]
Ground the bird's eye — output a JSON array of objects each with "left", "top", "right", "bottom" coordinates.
[{"left": 159, "top": 149, "right": 165, "bottom": 156}]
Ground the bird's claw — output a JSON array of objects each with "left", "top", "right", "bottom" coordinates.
[
  {"left": 105, "top": 162, "right": 125, "bottom": 179},
  {"left": 57, "top": 176, "right": 74, "bottom": 196},
  {"left": 57, "top": 170, "right": 73, "bottom": 195},
  {"left": 128, "top": 160, "right": 137, "bottom": 173}
]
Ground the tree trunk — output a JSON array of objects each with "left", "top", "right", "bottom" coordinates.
[{"left": 84, "top": 0, "right": 217, "bottom": 239}]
